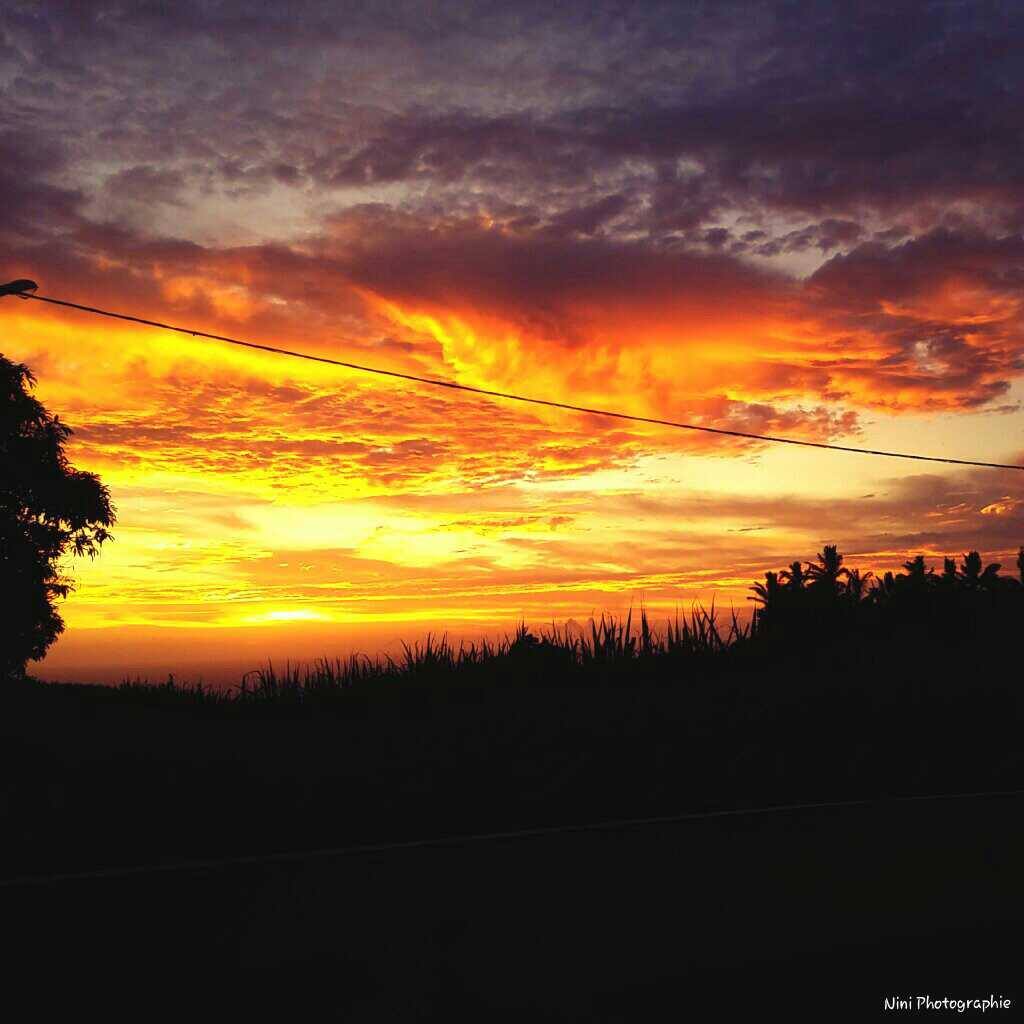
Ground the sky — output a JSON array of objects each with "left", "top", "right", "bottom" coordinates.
[{"left": 3, "top": 0, "right": 1024, "bottom": 683}]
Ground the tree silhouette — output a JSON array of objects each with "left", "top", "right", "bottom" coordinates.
[
  {"left": 1, "top": 354, "right": 114, "bottom": 680},
  {"left": 941, "top": 556, "right": 958, "bottom": 586},
  {"left": 843, "top": 567, "right": 872, "bottom": 602},
  {"left": 901, "top": 554, "right": 931, "bottom": 583},
  {"left": 749, "top": 544, "right": 1024, "bottom": 668},
  {"left": 748, "top": 570, "right": 781, "bottom": 610},
  {"left": 960, "top": 550, "right": 983, "bottom": 587},
  {"left": 806, "top": 544, "right": 846, "bottom": 597},
  {"left": 747, "top": 569, "right": 784, "bottom": 633},
  {"left": 958, "top": 549, "right": 1003, "bottom": 592},
  {"left": 780, "top": 560, "right": 806, "bottom": 593}
]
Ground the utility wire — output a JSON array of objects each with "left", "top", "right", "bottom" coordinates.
[
  {"left": 12, "top": 289, "right": 1024, "bottom": 472},
  {"left": 2, "top": 786, "right": 1022, "bottom": 888}
]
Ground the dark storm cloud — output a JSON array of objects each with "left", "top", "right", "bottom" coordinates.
[
  {"left": 311, "top": 113, "right": 578, "bottom": 189},
  {"left": 6, "top": 0, "right": 1024, "bottom": 247},
  {"left": 807, "top": 230, "right": 1024, "bottom": 311},
  {"left": 324, "top": 204, "right": 787, "bottom": 333},
  {"left": 0, "top": 129, "right": 83, "bottom": 242},
  {"left": 219, "top": 1, "right": 1024, "bottom": 234}
]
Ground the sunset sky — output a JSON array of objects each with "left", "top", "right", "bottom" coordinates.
[{"left": 3, "top": 1, "right": 1024, "bottom": 682}]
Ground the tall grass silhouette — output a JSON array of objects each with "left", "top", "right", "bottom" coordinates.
[{"left": 228, "top": 606, "right": 749, "bottom": 705}]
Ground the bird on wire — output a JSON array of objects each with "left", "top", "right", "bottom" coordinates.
[{"left": 0, "top": 279, "right": 38, "bottom": 298}]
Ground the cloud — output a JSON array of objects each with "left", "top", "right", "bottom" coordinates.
[
  {"left": 6, "top": 0, "right": 1024, "bottom": 673},
  {"left": 104, "top": 165, "right": 187, "bottom": 206},
  {"left": 324, "top": 210, "right": 1024, "bottom": 418},
  {"left": 803, "top": 230, "right": 1024, "bottom": 409},
  {"left": 7, "top": 0, "right": 1024, "bottom": 255},
  {"left": 0, "top": 129, "right": 84, "bottom": 244},
  {"left": 584, "top": 462, "right": 1024, "bottom": 572}
]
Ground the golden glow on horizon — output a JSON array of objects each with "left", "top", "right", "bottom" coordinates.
[{"left": 259, "top": 609, "right": 329, "bottom": 622}]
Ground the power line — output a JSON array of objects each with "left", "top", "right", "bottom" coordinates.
[
  {"left": 2, "top": 786, "right": 1021, "bottom": 888},
  {"left": 9, "top": 288, "right": 1024, "bottom": 472}
]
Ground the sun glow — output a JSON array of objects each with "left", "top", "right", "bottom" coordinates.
[{"left": 259, "top": 609, "right": 329, "bottom": 623}]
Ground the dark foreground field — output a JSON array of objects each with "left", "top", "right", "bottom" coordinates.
[
  {"left": 2, "top": 621, "right": 1022, "bottom": 1013},
  {"left": 5, "top": 786, "right": 1022, "bottom": 1017}
]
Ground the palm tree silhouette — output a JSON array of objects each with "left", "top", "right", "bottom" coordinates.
[
  {"left": 960, "top": 550, "right": 1002, "bottom": 591},
  {"left": 780, "top": 560, "right": 806, "bottom": 592},
  {"left": 980, "top": 562, "right": 1002, "bottom": 590},
  {"left": 748, "top": 570, "right": 783, "bottom": 629},
  {"left": 874, "top": 570, "right": 897, "bottom": 602},
  {"left": 902, "top": 554, "right": 929, "bottom": 579},
  {"left": 748, "top": 570, "right": 782, "bottom": 609},
  {"left": 960, "top": 551, "right": 983, "bottom": 586},
  {"left": 806, "top": 544, "right": 846, "bottom": 596},
  {"left": 900, "top": 554, "right": 935, "bottom": 593},
  {"left": 844, "top": 567, "right": 873, "bottom": 602},
  {"left": 941, "top": 556, "right": 958, "bottom": 585}
]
